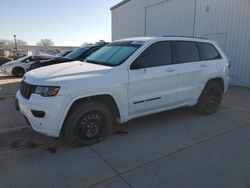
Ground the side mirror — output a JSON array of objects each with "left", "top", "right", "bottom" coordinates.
[{"left": 130, "top": 61, "right": 143, "bottom": 70}]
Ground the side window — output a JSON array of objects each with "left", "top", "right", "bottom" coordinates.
[
  {"left": 30, "top": 56, "right": 36, "bottom": 61},
  {"left": 21, "top": 57, "right": 30, "bottom": 63},
  {"left": 132, "top": 42, "right": 172, "bottom": 69},
  {"left": 197, "top": 42, "right": 222, "bottom": 61},
  {"left": 173, "top": 41, "right": 200, "bottom": 64}
]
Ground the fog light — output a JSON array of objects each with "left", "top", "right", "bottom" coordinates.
[{"left": 31, "top": 110, "right": 45, "bottom": 118}]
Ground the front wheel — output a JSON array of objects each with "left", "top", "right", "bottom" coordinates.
[
  {"left": 196, "top": 82, "right": 223, "bottom": 114},
  {"left": 62, "top": 100, "right": 113, "bottom": 146},
  {"left": 13, "top": 67, "right": 25, "bottom": 77}
]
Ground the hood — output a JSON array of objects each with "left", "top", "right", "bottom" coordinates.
[
  {"left": 31, "top": 57, "right": 72, "bottom": 67},
  {"left": 25, "top": 61, "right": 112, "bottom": 84},
  {"left": 43, "top": 56, "right": 71, "bottom": 63}
]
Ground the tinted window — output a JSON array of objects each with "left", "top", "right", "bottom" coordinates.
[
  {"left": 132, "top": 42, "right": 172, "bottom": 69},
  {"left": 66, "top": 47, "right": 89, "bottom": 60},
  {"left": 32, "top": 56, "right": 50, "bottom": 61},
  {"left": 19, "top": 56, "right": 30, "bottom": 62},
  {"left": 173, "top": 41, "right": 200, "bottom": 64},
  {"left": 197, "top": 42, "right": 221, "bottom": 60}
]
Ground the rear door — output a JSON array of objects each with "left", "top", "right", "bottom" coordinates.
[
  {"left": 173, "top": 41, "right": 210, "bottom": 104},
  {"left": 128, "top": 41, "right": 178, "bottom": 115},
  {"left": 197, "top": 42, "right": 223, "bottom": 73}
]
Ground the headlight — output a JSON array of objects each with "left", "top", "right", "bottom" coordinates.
[{"left": 34, "top": 86, "right": 60, "bottom": 97}]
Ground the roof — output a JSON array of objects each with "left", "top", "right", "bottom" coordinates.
[
  {"left": 115, "top": 36, "right": 215, "bottom": 44},
  {"left": 110, "top": 0, "right": 130, "bottom": 11},
  {"left": 116, "top": 37, "right": 156, "bottom": 42}
]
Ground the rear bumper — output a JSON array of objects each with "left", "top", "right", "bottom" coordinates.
[{"left": 16, "top": 90, "right": 70, "bottom": 137}]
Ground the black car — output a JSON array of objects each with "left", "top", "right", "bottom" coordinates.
[
  {"left": 56, "top": 50, "right": 73, "bottom": 57},
  {"left": 0, "top": 57, "right": 12, "bottom": 66},
  {"left": 28, "top": 44, "right": 107, "bottom": 71}
]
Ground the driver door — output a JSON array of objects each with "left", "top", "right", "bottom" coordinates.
[{"left": 128, "top": 41, "right": 178, "bottom": 115}]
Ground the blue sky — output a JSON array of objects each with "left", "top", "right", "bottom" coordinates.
[{"left": 0, "top": 0, "right": 121, "bottom": 46}]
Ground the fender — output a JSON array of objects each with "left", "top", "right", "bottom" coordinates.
[{"left": 57, "top": 92, "right": 124, "bottom": 131}]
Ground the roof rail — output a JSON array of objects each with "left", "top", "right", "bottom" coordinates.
[{"left": 162, "top": 36, "right": 207, "bottom": 40}]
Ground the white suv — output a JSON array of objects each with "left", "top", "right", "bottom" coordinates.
[{"left": 15, "top": 37, "right": 230, "bottom": 146}]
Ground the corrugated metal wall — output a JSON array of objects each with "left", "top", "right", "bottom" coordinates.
[
  {"left": 194, "top": 0, "right": 250, "bottom": 86},
  {"left": 112, "top": 0, "right": 146, "bottom": 41},
  {"left": 145, "top": 0, "right": 195, "bottom": 36},
  {"left": 111, "top": 0, "right": 250, "bottom": 87}
]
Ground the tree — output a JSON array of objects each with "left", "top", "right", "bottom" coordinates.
[
  {"left": 36, "top": 39, "right": 54, "bottom": 47},
  {"left": 81, "top": 42, "right": 93, "bottom": 46}
]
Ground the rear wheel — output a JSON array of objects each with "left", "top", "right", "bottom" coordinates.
[
  {"left": 63, "top": 100, "right": 113, "bottom": 146},
  {"left": 196, "top": 82, "right": 223, "bottom": 114},
  {"left": 13, "top": 67, "right": 25, "bottom": 77}
]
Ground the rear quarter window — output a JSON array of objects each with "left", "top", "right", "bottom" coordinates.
[{"left": 197, "top": 42, "right": 222, "bottom": 61}]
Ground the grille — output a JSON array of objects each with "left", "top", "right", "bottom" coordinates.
[{"left": 20, "top": 81, "right": 36, "bottom": 100}]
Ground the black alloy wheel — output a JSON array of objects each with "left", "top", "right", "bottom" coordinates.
[{"left": 196, "top": 82, "right": 223, "bottom": 114}]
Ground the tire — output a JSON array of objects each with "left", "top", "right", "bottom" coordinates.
[
  {"left": 196, "top": 82, "right": 223, "bottom": 114},
  {"left": 63, "top": 100, "right": 113, "bottom": 146},
  {"left": 13, "top": 67, "right": 25, "bottom": 77}
]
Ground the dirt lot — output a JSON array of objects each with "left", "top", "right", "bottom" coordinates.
[{"left": 0, "top": 72, "right": 250, "bottom": 188}]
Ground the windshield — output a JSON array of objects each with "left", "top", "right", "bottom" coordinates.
[
  {"left": 86, "top": 41, "right": 142, "bottom": 66},
  {"left": 65, "top": 47, "right": 89, "bottom": 60},
  {"left": 18, "top": 56, "right": 30, "bottom": 62},
  {"left": 56, "top": 51, "right": 67, "bottom": 57}
]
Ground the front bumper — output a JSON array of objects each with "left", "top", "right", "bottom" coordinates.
[
  {"left": 1, "top": 66, "right": 12, "bottom": 75},
  {"left": 16, "top": 90, "right": 70, "bottom": 137}
]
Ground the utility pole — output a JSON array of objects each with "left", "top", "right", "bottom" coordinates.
[{"left": 13, "top": 34, "right": 17, "bottom": 55}]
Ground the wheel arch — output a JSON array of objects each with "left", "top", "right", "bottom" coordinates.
[
  {"left": 206, "top": 77, "right": 225, "bottom": 92},
  {"left": 12, "top": 66, "right": 25, "bottom": 75},
  {"left": 59, "top": 93, "right": 121, "bottom": 136}
]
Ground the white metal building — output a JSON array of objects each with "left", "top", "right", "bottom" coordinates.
[{"left": 111, "top": 0, "right": 250, "bottom": 87}]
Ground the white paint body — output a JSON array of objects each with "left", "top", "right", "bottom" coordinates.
[
  {"left": 0, "top": 56, "right": 51, "bottom": 76},
  {"left": 16, "top": 37, "right": 230, "bottom": 137},
  {"left": 0, "top": 58, "right": 30, "bottom": 76}
]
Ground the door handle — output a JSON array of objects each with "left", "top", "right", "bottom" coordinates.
[
  {"left": 200, "top": 64, "right": 208, "bottom": 68},
  {"left": 166, "top": 68, "right": 176, "bottom": 72}
]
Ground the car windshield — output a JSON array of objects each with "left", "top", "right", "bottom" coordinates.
[
  {"left": 65, "top": 47, "right": 89, "bottom": 60},
  {"left": 18, "top": 56, "right": 30, "bottom": 62},
  {"left": 86, "top": 41, "right": 142, "bottom": 67},
  {"left": 56, "top": 51, "right": 67, "bottom": 57}
]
